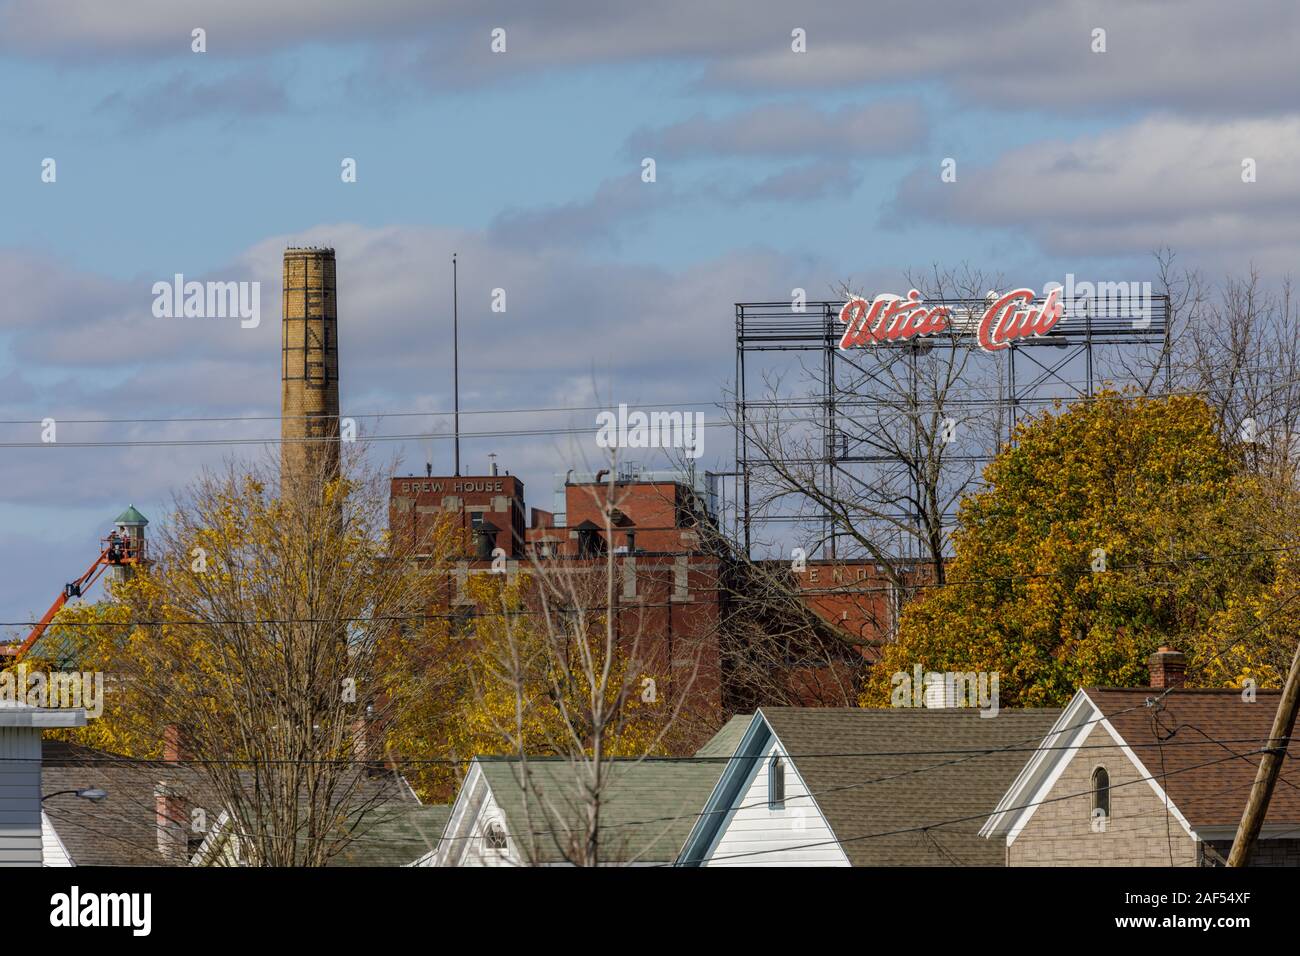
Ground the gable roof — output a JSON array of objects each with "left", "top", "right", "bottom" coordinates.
[
  {"left": 694, "top": 713, "right": 752, "bottom": 758},
  {"left": 431, "top": 716, "right": 751, "bottom": 866},
  {"left": 681, "top": 706, "right": 1061, "bottom": 866},
  {"left": 41, "top": 741, "right": 186, "bottom": 866},
  {"left": 469, "top": 756, "right": 727, "bottom": 864},
  {"left": 983, "top": 687, "right": 1300, "bottom": 845},
  {"left": 325, "top": 803, "right": 451, "bottom": 866},
  {"left": 1088, "top": 688, "right": 1300, "bottom": 831}
]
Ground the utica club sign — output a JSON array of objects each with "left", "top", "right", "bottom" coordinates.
[{"left": 838, "top": 288, "right": 1064, "bottom": 353}]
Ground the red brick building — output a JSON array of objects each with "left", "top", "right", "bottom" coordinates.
[{"left": 389, "top": 466, "right": 930, "bottom": 739}]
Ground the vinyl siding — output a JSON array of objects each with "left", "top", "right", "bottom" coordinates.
[
  {"left": 0, "top": 728, "right": 42, "bottom": 866},
  {"left": 460, "top": 785, "right": 517, "bottom": 867},
  {"left": 41, "top": 812, "right": 73, "bottom": 866},
  {"left": 704, "top": 740, "right": 849, "bottom": 867}
]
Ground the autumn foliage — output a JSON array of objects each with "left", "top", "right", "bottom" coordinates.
[{"left": 863, "top": 392, "right": 1299, "bottom": 708}]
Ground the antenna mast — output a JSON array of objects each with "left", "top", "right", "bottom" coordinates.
[{"left": 453, "top": 252, "right": 460, "bottom": 477}]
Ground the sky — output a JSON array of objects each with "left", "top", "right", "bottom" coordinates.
[{"left": 2, "top": 0, "right": 1298, "bottom": 630}]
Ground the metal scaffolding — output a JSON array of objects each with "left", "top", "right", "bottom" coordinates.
[{"left": 732, "top": 293, "right": 1171, "bottom": 560}]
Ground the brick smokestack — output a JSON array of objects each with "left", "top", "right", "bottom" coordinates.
[
  {"left": 1148, "top": 645, "right": 1187, "bottom": 690},
  {"left": 281, "top": 247, "right": 340, "bottom": 499}
]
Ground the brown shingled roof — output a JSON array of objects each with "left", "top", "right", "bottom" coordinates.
[{"left": 1085, "top": 688, "right": 1300, "bottom": 830}]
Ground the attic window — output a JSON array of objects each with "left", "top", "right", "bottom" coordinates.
[
  {"left": 484, "top": 822, "right": 507, "bottom": 852},
  {"left": 1091, "top": 766, "right": 1111, "bottom": 821},
  {"left": 768, "top": 755, "right": 785, "bottom": 810}
]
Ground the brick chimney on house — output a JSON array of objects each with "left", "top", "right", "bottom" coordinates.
[
  {"left": 163, "top": 724, "right": 187, "bottom": 763},
  {"left": 1148, "top": 645, "right": 1187, "bottom": 690},
  {"left": 156, "top": 725, "right": 190, "bottom": 862},
  {"left": 351, "top": 710, "right": 390, "bottom": 775},
  {"left": 155, "top": 782, "right": 188, "bottom": 862}
]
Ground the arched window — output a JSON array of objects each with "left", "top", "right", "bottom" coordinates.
[
  {"left": 1091, "top": 766, "right": 1111, "bottom": 819},
  {"left": 484, "top": 822, "right": 508, "bottom": 851},
  {"left": 768, "top": 755, "right": 785, "bottom": 810}
]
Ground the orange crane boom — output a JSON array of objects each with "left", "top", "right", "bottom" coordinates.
[{"left": 8, "top": 548, "right": 112, "bottom": 661}]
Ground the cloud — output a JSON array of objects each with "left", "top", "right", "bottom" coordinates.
[
  {"left": 744, "top": 161, "right": 862, "bottom": 201},
  {"left": 0, "top": 220, "right": 847, "bottom": 623},
  {"left": 3, "top": 1, "right": 1297, "bottom": 115},
  {"left": 889, "top": 115, "right": 1300, "bottom": 268},
  {"left": 488, "top": 174, "right": 676, "bottom": 249},
  {"left": 626, "top": 100, "right": 925, "bottom": 160},
  {"left": 0, "top": 221, "right": 839, "bottom": 501},
  {"left": 95, "top": 67, "right": 290, "bottom": 130}
]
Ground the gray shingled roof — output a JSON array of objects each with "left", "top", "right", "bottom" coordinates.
[
  {"left": 473, "top": 756, "right": 727, "bottom": 865},
  {"left": 759, "top": 706, "right": 1062, "bottom": 866},
  {"left": 451, "top": 716, "right": 751, "bottom": 865},
  {"left": 326, "top": 803, "right": 451, "bottom": 867},
  {"left": 694, "top": 713, "right": 752, "bottom": 758},
  {"left": 40, "top": 739, "right": 423, "bottom": 866}
]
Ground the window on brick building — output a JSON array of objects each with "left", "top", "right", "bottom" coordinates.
[
  {"left": 769, "top": 755, "right": 785, "bottom": 810},
  {"left": 576, "top": 521, "right": 605, "bottom": 558},
  {"left": 1091, "top": 766, "right": 1110, "bottom": 820}
]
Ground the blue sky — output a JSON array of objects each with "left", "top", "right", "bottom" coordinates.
[{"left": 2, "top": 0, "right": 1298, "bottom": 629}]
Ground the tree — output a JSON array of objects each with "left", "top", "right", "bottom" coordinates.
[
  {"left": 863, "top": 392, "right": 1296, "bottom": 708},
  {"left": 29, "top": 447, "right": 459, "bottom": 866},
  {"left": 454, "top": 468, "right": 700, "bottom": 865},
  {"left": 729, "top": 267, "right": 1008, "bottom": 590}
]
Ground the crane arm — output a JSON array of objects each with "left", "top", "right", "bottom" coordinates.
[{"left": 13, "top": 549, "right": 111, "bottom": 660}]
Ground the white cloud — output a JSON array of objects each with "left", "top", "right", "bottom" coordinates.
[
  {"left": 890, "top": 115, "right": 1300, "bottom": 268},
  {"left": 626, "top": 100, "right": 925, "bottom": 160},
  {"left": 3, "top": 1, "right": 1297, "bottom": 115}
]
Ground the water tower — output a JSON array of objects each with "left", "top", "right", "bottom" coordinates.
[{"left": 108, "top": 505, "right": 148, "bottom": 584}]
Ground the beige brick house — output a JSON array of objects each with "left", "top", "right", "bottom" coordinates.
[{"left": 981, "top": 650, "right": 1300, "bottom": 866}]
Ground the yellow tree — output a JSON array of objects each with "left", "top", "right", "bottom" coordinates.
[
  {"left": 16, "top": 448, "right": 459, "bottom": 865},
  {"left": 864, "top": 392, "right": 1293, "bottom": 708},
  {"left": 383, "top": 567, "right": 669, "bottom": 804}
]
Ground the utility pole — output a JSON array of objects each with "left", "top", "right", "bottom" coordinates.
[
  {"left": 452, "top": 252, "right": 460, "bottom": 477},
  {"left": 1228, "top": 634, "right": 1300, "bottom": 866}
]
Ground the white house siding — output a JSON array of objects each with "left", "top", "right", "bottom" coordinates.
[
  {"left": 41, "top": 812, "right": 72, "bottom": 866},
  {"left": 453, "top": 784, "right": 519, "bottom": 867},
  {"left": 0, "top": 727, "right": 42, "bottom": 866},
  {"left": 704, "top": 740, "right": 849, "bottom": 867}
]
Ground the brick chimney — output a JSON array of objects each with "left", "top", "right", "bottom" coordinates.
[
  {"left": 352, "top": 713, "right": 389, "bottom": 774},
  {"left": 155, "top": 782, "right": 188, "bottom": 862},
  {"left": 1148, "top": 645, "right": 1187, "bottom": 690},
  {"left": 163, "top": 724, "right": 188, "bottom": 763},
  {"left": 157, "top": 725, "right": 191, "bottom": 862}
]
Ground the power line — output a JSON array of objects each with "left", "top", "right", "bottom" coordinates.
[
  {"left": 3, "top": 368, "right": 1300, "bottom": 446},
  {"left": 679, "top": 749, "right": 1257, "bottom": 865},
  {"left": 4, "top": 540, "right": 1296, "bottom": 632},
  {"left": 15, "top": 735, "right": 1289, "bottom": 767}
]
